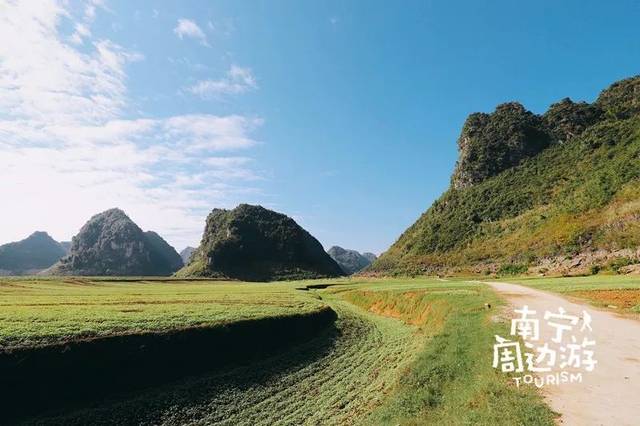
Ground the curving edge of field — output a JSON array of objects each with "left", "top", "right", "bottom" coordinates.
[{"left": 0, "top": 279, "right": 338, "bottom": 423}]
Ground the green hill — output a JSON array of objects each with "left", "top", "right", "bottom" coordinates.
[
  {"left": 370, "top": 76, "right": 640, "bottom": 276},
  {"left": 176, "top": 204, "right": 344, "bottom": 281}
]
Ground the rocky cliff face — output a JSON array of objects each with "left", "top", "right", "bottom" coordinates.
[
  {"left": 327, "top": 246, "right": 376, "bottom": 275},
  {"left": 450, "top": 96, "right": 610, "bottom": 190},
  {"left": 46, "top": 209, "right": 182, "bottom": 276},
  {"left": 0, "top": 232, "right": 66, "bottom": 275},
  {"left": 451, "top": 103, "right": 551, "bottom": 189},
  {"left": 177, "top": 204, "right": 344, "bottom": 281}
]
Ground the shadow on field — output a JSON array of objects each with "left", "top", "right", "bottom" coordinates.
[{"left": 0, "top": 307, "right": 337, "bottom": 424}]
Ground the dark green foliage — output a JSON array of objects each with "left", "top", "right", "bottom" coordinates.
[
  {"left": 177, "top": 204, "right": 344, "bottom": 281},
  {"left": 543, "top": 97, "right": 603, "bottom": 143},
  {"left": 144, "top": 231, "right": 184, "bottom": 274},
  {"left": 0, "top": 232, "right": 66, "bottom": 275},
  {"left": 605, "top": 257, "right": 636, "bottom": 274},
  {"left": 47, "top": 209, "right": 182, "bottom": 276},
  {"left": 372, "top": 76, "right": 640, "bottom": 275},
  {"left": 595, "top": 75, "right": 640, "bottom": 119},
  {"left": 451, "top": 102, "right": 551, "bottom": 189},
  {"left": 498, "top": 263, "right": 529, "bottom": 275}
]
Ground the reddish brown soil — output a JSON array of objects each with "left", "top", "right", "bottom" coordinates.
[{"left": 568, "top": 289, "right": 640, "bottom": 310}]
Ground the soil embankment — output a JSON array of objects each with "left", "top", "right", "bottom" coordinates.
[{"left": 0, "top": 306, "right": 337, "bottom": 423}]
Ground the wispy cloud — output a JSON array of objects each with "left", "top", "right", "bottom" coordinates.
[
  {"left": 0, "top": 1, "right": 264, "bottom": 249},
  {"left": 69, "top": 0, "right": 104, "bottom": 44},
  {"left": 188, "top": 65, "right": 258, "bottom": 98},
  {"left": 173, "top": 18, "right": 209, "bottom": 47}
]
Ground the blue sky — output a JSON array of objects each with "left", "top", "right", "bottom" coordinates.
[{"left": 1, "top": 1, "right": 639, "bottom": 253}]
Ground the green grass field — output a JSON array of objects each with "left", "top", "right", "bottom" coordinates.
[
  {"left": 0, "top": 278, "right": 326, "bottom": 349},
  {"left": 1, "top": 277, "right": 555, "bottom": 425},
  {"left": 502, "top": 274, "right": 640, "bottom": 314}
]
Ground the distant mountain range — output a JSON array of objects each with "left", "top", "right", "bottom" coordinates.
[
  {"left": 327, "top": 246, "right": 377, "bottom": 275},
  {"left": 46, "top": 208, "right": 183, "bottom": 276},
  {"left": 177, "top": 204, "right": 344, "bottom": 281},
  {"left": 0, "top": 232, "right": 67, "bottom": 275},
  {"left": 369, "top": 75, "right": 640, "bottom": 276},
  {"left": 1, "top": 205, "right": 345, "bottom": 281}
]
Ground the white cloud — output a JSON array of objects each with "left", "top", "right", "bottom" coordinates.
[
  {"left": 0, "top": 1, "right": 264, "bottom": 249},
  {"left": 69, "top": 0, "right": 104, "bottom": 44},
  {"left": 173, "top": 18, "right": 209, "bottom": 47},
  {"left": 188, "top": 65, "right": 258, "bottom": 98}
]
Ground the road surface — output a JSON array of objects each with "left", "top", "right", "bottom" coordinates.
[{"left": 487, "top": 281, "right": 640, "bottom": 426}]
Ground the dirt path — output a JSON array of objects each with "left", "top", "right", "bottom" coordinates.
[{"left": 487, "top": 281, "right": 640, "bottom": 426}]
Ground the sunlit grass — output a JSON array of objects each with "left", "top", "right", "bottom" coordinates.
[
  {"left": 336, "top": 279, "right": 555, "bottom": 425},
  {"left": 4, "top": 277, "right": 555, "bottom": 425},
  {"left": 0, "top": 277, "right": 326, "bottom": 348}
]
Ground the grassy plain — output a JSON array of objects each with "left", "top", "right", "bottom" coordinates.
[
  {"left": 503, "top": 274, "right": 640, "bottom": 314},
  {"left": 2, "top": 277, "right": 555, "bottom": 425},
  {"left": 0, "top": 277, "right": 325, "bottom": 349}
]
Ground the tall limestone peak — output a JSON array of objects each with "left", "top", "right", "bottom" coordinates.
[
  {"left": 176, "top": 204, "right": 344, "bottom": 281},
  {"left": 451, "top": 102, "right": 551, "bottom": 189},
  {"left": 46, "top": 208, "right": 182, "bottom": 276}
]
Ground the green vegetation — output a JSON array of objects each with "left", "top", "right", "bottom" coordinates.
[
  {"left": 177, "top": 204, "right": 344, "bottom": 281},
  {"left": 2, "top": 277, "right": 554, "bottom": 425},
  {"left": 371, "top": 76, "right": 640, "bottom": 276},
  {"left": 0, "top": 277, "right": 326, "bottom": 349},
  {"left": 337, "top": 279, "right": 554, "bottom": 425}
]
